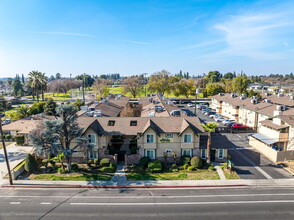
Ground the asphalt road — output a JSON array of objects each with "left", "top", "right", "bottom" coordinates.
[{"left": 1, "top": 187, "right": 294, "bottom": 219}]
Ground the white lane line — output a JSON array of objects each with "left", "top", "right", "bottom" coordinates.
[
  {"left": 2, "top": 193, "right": 294, "bottom": 199},
  {"left": 234, "top": 149, "right": 273, "bottom": 179},
  {"left": 40, "top": 202, "right": 51, "bottom": 205},
  {"left": 237, "top": 134, "right": 242, "bottom": 139},
  {"left": 9, "top": 202, "right": 21, "bottom": 205},
  {"left": 70, "top": 200, "right": 294, "bottom": 206}
]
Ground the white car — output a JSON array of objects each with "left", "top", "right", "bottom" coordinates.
[
  {"left": 210, "top": 114, "right": 220, "bottom": 118},
  {"left": 215, "top": 117, "right": 225, "bottom": 122},
  {"left": 222, "top": 119, "right": 236, "bottom": 125},
  {"left": 187, "top": 103, "right": 194, "bottom": 107}
]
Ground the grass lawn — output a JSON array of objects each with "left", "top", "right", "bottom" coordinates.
[
  {"left": 0, "top": 142, "right": 13, "bottom": 149},
  {"left": 24, "top": 92, "right": 71, "bottom": 102},
  {"left": 29, "top": 173, "right": 113, "bottom": 181},
  {"left": 223, "top": 169, "right": 240, "bottom": 179},
  {"left": 108, "top": 86, "right": 205, "bottom": 98},
  {"left": 127, "top": 169, "right": 220, "bottom": 181}
]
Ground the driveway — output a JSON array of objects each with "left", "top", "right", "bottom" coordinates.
[{"left": 0, "top": 143, "right": 34, "bottom": 179}]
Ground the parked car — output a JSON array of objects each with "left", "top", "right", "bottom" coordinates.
[
  {"left": 207, "top": 112, "right": 216, "bottom": 116},
  {"left": 210, "top": 113, "right": 221, "bottom": 119},
  {"left": 232, "top": 123, "right": 248, "bottom": 128},
  {"left": 222, "top": 119, "right": 236, "bottom": 125},
  {"left": 187, "top": 103, "right": 194, "bottom": 107},
  {"left": 226, "top": 122, "right": 235, "bottom": 127},
  {"left": 202, "top": 108, "right": 211, "bottom": 114},
  {"left": 215, "top": 117, "right": 225, "bottom": 122}
]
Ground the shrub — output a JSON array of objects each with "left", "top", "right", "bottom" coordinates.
[
  {"left": 148, "top": 161, "right": 162, "bottom": 173},
  {"left": 42, "top": 159, "right": 50, "bottom": 168},
  {"left": 208, "top": 164, "right": 215, "bottom": 171},
  {"left": 71, "top": 163, "right": 79, "bottom": 172},
  {"left": 139, "top": 157, "right": 151, "bottom": 168},
  {"left": 15, "top": 135, "right": 25, "bottom": 145},
  {"left": 100, "top": 158, "right": 111, "bottom": 167},
  {"left": 171, "top": 163, "right": 177, "bottom": 169},
  {"left": 5, "top": 134, "right": 12, "bottom": 140},
  {"left": 130, "top": 145, "right": 138, "bottom": 154},
  {"left": 183, "top": 164, "right": 189, "bottom": 170},
  {"left": 93, "top": 159, "right": 99, "bottom": 166},
  {"left": 177, "top": 173, "right": 188, "bottom": 179},
  {"left": 102, "top": 166, "right": 116, "bottom": 173},
  {"left": 187, "top": 166, "right": 195, "bottom": 171},
  {"left": 181, "top": 156, "right": 191, "bottom": 165},
  {"left": 24, "top": 154, "right": 38, "bottom": 172},
  {"left": 87, "top": 160, "right": 93, "bottom": 168},
  {"left": 49, "top": 160, "right": 56, "bottom": 166},
  {"left": 190, "top": 156, "right": 202, "bottom": 168},
  {"left": 57, "top": 167, "right": 68, "bottom": 174},
  {"left": 172, "top": 169, "right": 179, "bottom": 172},
  {"left": 110, "top": 163, "right": 117, "bottom": 170}
]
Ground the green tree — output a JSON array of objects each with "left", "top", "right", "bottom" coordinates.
[
  {"left": 24, "top": 154, "right": 38, "bottom": 172},
  {"left": 173, "top": 79, "right": 195, "bottom": 98},
  {"left": 43, "top": 105, "right": 83, "bottom": 172},
  {"left": 92, "top": 78, "right": 110, "bottom": 99},
  {"left": 232, "top": 75, "right": 250, "bottom": 94},
  {"left": 205, "top": 83, "right": 225, "bottom": 96},
  {"left": 15, "top": 105, "right": 31, "bottom": 119},
  {"left": 29, "top": 102, "right": 46, "bottom": 115},
  {"left": 0, "top": 95, "right": 7, "bottom": 113},
  {"left": 201, "top": 122, "right": 218, "bottom": 164},
  {"left": 73, "top": 98, "right": 84, "bottom": 110},
  {"left": 147, "top": 70, "right": 175, "bottom": 95},
  {"left": 44, "top": 98, "right": 57, "bottom": 115},
  {"left": 12, "top": 77, "right": 24, "bottom": 97},
  {"left": 223, "top": 72, "right": 234, "bottom": 79},
  {"left": 207, "top": 71, "right": 222, "bottom": 83},
  {"left": 28, "top": 71, "right": 42, "bottom": 102}
]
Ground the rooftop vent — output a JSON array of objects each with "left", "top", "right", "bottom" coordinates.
[
  {"left": 251, "top": 99, "right": 257, "bottom": 104},
  {"left": 264, "top": 99, "right": 271, "bottom": 103}
]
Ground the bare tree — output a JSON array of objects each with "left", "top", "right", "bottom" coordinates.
[
  {"left": 47, "top": 79, "right": 82, "bottom": 96},
  {"left": 92, "top": 79, "right": 109, "bottom": 100},
  {"left": 122, "top": 76, "right": 143, "bottom": 98}
]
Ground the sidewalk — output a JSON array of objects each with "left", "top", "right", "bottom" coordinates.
[{"left": 2, "top": 178, "right": 294, "bottom": 188}]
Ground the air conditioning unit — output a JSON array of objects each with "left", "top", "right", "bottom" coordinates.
[
  {"left": 290, "top": 96, "right": 294, "bottom": 100},
  {"left": 219, "top": 93, "right": 224, "bottom": 96},
  {"left": 264, "top": 99, "right": 271, "bottom": 103},
  {"left": 251, "top": 99, "right": 257, "bottom": 104},
  {"left": 278, "top": 93, "right": 284, "bottom": 97}
]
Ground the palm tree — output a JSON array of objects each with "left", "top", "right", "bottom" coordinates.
[
  {"left": 39, "top": 73, "right": 48, "bottom": 101},
  {"left": 201, "top": 122, "right": 218, "bottom": 164},
  {"left": 28, "top": 71, "right": 44, "bottom": 102}
]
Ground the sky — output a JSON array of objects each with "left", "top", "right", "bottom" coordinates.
[{"left": 0, "top": 0, "right": 294, "bottom": 77}]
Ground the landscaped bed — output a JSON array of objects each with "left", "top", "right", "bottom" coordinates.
[{"left": 29, "top": 173, "right": 113, "bottom": 181}]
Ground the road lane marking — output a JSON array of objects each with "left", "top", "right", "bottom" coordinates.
[
  {"left": 2, "top": 193, "right": 294, "bottom": 199},
  {"left": 9, "top": 202, "right": 21, "bottom": 205},
  {"left": 40, "top": 202, "right": 51, "bottom": 205},
  {"left": 70, "top": 200, "right": 294, "bottom": 206}
]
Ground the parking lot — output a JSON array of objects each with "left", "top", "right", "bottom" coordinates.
[{"left": 180, "top": 102, "right": 294, "bottom": 179}]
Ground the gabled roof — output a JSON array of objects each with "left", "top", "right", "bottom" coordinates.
[
  {"left": 278, "top": 115, "right": 294, "bottom": 127},
  {"left": 141, "top": 119, "right": 163, "bottom": 135}
]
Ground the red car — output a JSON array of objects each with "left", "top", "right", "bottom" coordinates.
[{"left": 232, "top": 123, "right": 248, "bottom": 128}]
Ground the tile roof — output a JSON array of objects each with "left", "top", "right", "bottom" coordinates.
[
  {"left": 278, "top": 115, "right": 294, "bottom": 127},
  {"left": 259, "top": 120, "right": 289, "bottom": 130}
]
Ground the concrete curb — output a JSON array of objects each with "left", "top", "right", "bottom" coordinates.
[{"left": 1, "top": 184, "right": 247, "bottom": 189}]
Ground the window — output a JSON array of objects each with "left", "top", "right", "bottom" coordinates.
[
  {"left": 218, "top": 149, "right": 224, "bottom": 159},
  {"left": 182, "top": 149, "right": 192, "bottom": 157},
  {"left": 89, "top": 148, "right": 98, "bottom": 159},
  {"left": 183, "top": 134, "right": 192, "bottom": 143},
  {"left": 145, "top": 149, "right": 155, "bottom": 159},
  {"left": 108, "top": 120, "right": 115, "bottom": 126},
  {"left": 88, "top": 134, "right": 96, "bottom": 145},
  {"left": 165, "top": 149, "right": 172, "bottom": 155},
  {"left": 165, "top": 133, "right": 173, "bottom": 138},
  {"left": 201, "top": 149, "right": 206, "bottom": 159},
  {"left": 146, "top": 134, "right": 154, "bottom": 143},
  {"left": 130, "top": 120, "right": 137, "bottom": 126},
  {"left": 72, "top": 150, "right": 78, "bottom": 155}
]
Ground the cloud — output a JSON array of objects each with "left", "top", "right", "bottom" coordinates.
[
  {"left": 116, "top": 39, "right": 151, "bottom": 45},
  {"left": 35, "top": 32, "right": 96, "bottom": 38}
]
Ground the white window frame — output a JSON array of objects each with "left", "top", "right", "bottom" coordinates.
[
  {"left": 201, "top": 149, "right": 206, "bottom": 159},
  {"left": 181, "top": 149, "right": 192, "bottom": 157},
  {"left": 165, "top": 133, "right": 173, "bottom": 138},
  {"left": 89, "top": 148, "right": 98, "bottom": 159},
  {"left": 87, "top": 134, "right": 96, "bottom": 145},
  {"left": 218, "top": 149, "right": 224, "bottom": 159},
  {"left": 145, "top": 149, "right": 155, "bottom": 159},
  {"left": 146, "top": 133, "right": 155, "bottom": 144},
  {"left": 183, "top": 133, "right": 192, "bottom": 143}
]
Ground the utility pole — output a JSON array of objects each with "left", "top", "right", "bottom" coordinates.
[
  {"left": 194, "top": 88, "right": 200, "bottom": 116},
  {"left": 82, "top": 73, "right": 85, "bottom": 104},
  {"left": 0, "top": 117, "right": 13, "bottom": 185}
]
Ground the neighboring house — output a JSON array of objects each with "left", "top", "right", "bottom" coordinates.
[
  {"left": 249, "top": 115, "right": 294, "bottom": 162},
  {"left": 2, "top": 120, "right": 40, "bottom": 145},
  {"left": 71, "top": 116, "right": 229, "bottom": 163}
]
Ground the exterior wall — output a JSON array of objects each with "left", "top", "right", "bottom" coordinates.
[
  {"left": 258, "top": 125, "right": 280, "bottom": 140},
  {"left": 211, "top": 99, "right": 222, "bottom": 113},
  {"left": 249, "top": 136, "right": 278, "bottom": 162},
  {"left": 138, "top": 127, "right": 200, "bottom": 159},
  {"left": 239, "top": 108, "right": 258, "bottom": 128},
  {"left": 288, "top": 127, "right": 294, "bottom": 150},
  {"left": 221, "top": 102, "right": 236, "bottom": 119}
]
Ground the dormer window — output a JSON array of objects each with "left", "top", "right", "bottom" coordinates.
[
  {"left": 130, "top": 120, "right": 137, "bottom": 126},
  {"left": 108, "top": 120, "right": 115, "bottom": 126}
]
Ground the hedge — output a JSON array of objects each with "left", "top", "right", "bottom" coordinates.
[
  {"left": 15, "top": 135, "right": 25, "bottom": 145},
  {"left": 100, "top": 158, "right": 111, "bottom": 167},
  {"left": 139, "top": 157, "right": 151, "bottom": 168},
  {"left": 190, "top": 156, "right": 203, "bottom": 168},
  {"left": 24, "top": 154, "right": 38, "bottom": 172},
  {"left": 148, "top": 161, "right": 162, "bottom": 173}
]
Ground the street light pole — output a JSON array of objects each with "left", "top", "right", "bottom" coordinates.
[
  {"left": 82, "top": 73, "right": 85, "bottom": 104},
  {"left": 0, "top": 118, "right": 13, "bottom": 185},
  {"left": 194, "top": 88, "right": 200, "bottom": 116}
]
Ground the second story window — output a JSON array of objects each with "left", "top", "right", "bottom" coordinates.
[
  {"left": 146, "top": 134, "right": 154, "bottom": 143},
  {"left": 88, "top": 134, "right": 96, "bottom": 144},
  {"left": 130, "top": 120, "right": 137, "bottom": 126},
  {"left": 183, "top": 134, "right": 192, "bottom": 143}
]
